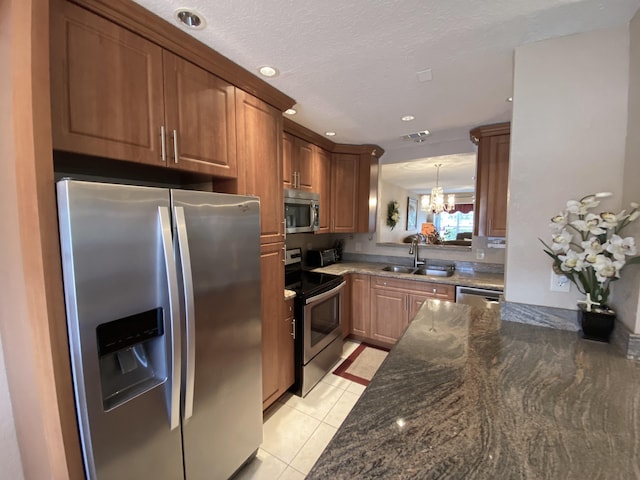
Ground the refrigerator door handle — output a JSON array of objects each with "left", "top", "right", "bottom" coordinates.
[
  {"left": 158, "top": 206, "right": 181, "bottom": 431},
  {"left": 174, "top": 206, "right": 196, "bottom": 421}
]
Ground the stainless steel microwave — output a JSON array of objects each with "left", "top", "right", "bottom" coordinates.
[{"left": 284, "top": 189, "right": 320, "bottom": 233}]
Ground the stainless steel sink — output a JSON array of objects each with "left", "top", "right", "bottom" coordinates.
[
  {"left": 413, "top": 266, "right": 455, "bottom": 277},
  {"left": 381, "top": 265, "right": 416, "bottom": 274}
]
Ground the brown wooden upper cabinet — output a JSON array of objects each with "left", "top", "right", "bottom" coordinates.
[
  {"left": 470, "top": 122, "right": 510, "bottom": 237},
  {"left": 236, "top": 90, "right": 284, "bottom": 245},
  {"left": 330, "top": 150, "right": 379, "bottom": 233},
  {"left": 51, "top": 2, "right": 237, "bottom": 178},
  {"left": 282, "top": 120, "right": 382, "bottom": 234},
  {"left": 284, "top": 136, "right": 315, "bottom": 191},
  {"left": 314, "top": 146, "right": 332, "bottom": 233},
  {"left": 282, "top": 132, "right": 294, "bottom": 189},
  {"left": 330, "top": 153, "right": 360, "bottom": 232},
  {"left": 162, "top": 52, "right": 236, "bottom": 177}
]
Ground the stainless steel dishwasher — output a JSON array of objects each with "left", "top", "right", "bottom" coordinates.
[{"left": 455, "top": 286, "right": 503, "bottom": 310}]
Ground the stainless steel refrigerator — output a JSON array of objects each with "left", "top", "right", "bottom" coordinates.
[{"left": 57, "top": 179, "right": 262, "bottom": 479}]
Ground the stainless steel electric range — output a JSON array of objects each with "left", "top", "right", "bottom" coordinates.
[{"left": 284, "top": 248, "right": 345, "bottom": 397}]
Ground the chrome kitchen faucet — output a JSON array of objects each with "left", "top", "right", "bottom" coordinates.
[{"left": 409, "top": 239, "right": 425, "bottom": 269}]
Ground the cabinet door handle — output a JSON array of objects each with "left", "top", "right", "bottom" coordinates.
[
  {"left": 291, "top": 318, "right": 296, "bottom": 339},
  {"left": 160, "top": 126, "right": 167, "bottom": 162},
  {"left": 172, "top": 130, "right": 179, "bottom": 163},
  {"left": 282, "top": 245, "right": 286, "bottom": 264}
]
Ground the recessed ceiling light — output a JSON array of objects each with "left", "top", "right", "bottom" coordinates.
[
  {"left": 506, "top": 97, "right": 513, "bottom": 102},
  {"left": 325, "top": 131, "right": 336, "bottom": 137},
  {"left": 258, "top": 66, "right": 279, "bottom": 78},
  {"left": 284, "top": 108, "right": 297, "bottom": 115},
  {"left": 175, "top": 9, "right": 206, "bottom": 29},
  {"left": 401, "top": 115, "right": 415, "bottom": 122}
]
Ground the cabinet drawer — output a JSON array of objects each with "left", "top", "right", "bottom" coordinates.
[
  {"left": 372, "top": 276, "right": 414, "bottom": 290},
  {"left": 372, "top": 276, "right": 454, "bottom": 300},
  {"left": 413, "top": 283, "right": 455, "bottom": 301}
]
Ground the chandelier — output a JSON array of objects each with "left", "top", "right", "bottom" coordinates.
[{"left": 420, "top": 164, "right": 455, "bottom": 214}]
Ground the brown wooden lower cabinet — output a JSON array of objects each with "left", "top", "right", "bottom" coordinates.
[
  {"left": 349, "top": 274, "right": 371, "bottom": 338},
  {"left": 279, "top": 299, "right": 295, "bottom": 394},
  {"left": 370, "top": 287, "right": 407, "bottom": 345},
  {"left": 260, "top": 242, "right": 287, "bottom": 410},
  {"left": 349, "top": 274, "right": 455, "bottom": 347},
  {"left": 408, "top": 293, "right": 431, "bottom": 323},
  {"left": 341, "top": 274, "right": 352, "bottom": 338}
]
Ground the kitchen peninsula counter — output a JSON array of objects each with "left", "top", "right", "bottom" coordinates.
[
  {"left": 307, "top": 301, "right": 640, "bottom": 479},
  {"left": 312, "top": 261, "right": 504, "bottom": 290}
]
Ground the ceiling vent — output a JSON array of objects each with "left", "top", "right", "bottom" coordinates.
[{"left": 402, "top": 130, "right": 430, "bottom": 142}]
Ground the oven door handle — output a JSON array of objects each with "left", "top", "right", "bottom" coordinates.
[{"left": 305, "top": 281, "right": 346, "bottom": 305}]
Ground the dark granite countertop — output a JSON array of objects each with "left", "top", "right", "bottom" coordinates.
[
  {"left": 311, "top": 261, "right": 504, "bottom": 291},
  {"left": 307, "top": 301, "right": 640, "bottom": 479}
]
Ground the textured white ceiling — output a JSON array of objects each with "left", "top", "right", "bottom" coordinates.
[{"left": 131, "top": 0, "right": 640, "bottom": 178}]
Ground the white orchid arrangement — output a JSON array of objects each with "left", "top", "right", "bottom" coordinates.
[{"left": 541, "top": 192, "right": 640, "bottom": 306}]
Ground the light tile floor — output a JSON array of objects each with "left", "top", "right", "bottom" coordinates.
[{"left": 234, "top": 340, "right": 362, "bottom": 480}]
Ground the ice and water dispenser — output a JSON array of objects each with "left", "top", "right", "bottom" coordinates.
[{"left": 96, "top": 307, "right": 167, "bottom": 410}]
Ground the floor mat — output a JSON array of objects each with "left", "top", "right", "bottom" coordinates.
[{"left": 332, "top": 343, "right": 389, "bottom": 386}]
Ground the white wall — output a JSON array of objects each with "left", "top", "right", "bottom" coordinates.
[
  {"left": 506, "top": 26, "right": 630, "bottom": 312},
  {"left": 616, "top": 10, "right": 640, "bottom": 332},
  {"left": 0, "top": 331, "right": 24, "bottom": 480},
  {"left": 377, "top": 179, "right": 418, "bottom": 243}
]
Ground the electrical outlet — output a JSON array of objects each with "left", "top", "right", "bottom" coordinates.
[
  {"left": 355, "top": 242, "right": 362, "bottom": 252},
  {"left": 550, "top": 271, "right": 571, "bottom": 292},
  {"left": 476, "top": 248, "right": 485, "bottom": 260}
]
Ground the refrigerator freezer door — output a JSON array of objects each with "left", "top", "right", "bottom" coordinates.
[
  {"left": 171, "top": 190, "right": 262, "bottom": 480},
  {"left": 57, "top": 180, "right": 184, "bottom": 480}
]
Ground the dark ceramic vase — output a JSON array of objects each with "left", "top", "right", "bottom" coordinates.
[{"left": 578, "top": 304, "right": 616, "bottom": 342}]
